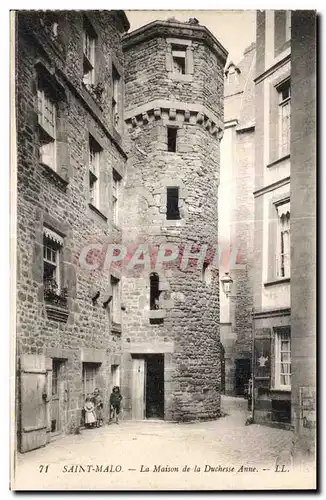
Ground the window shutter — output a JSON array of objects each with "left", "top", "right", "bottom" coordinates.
[{"left": 254, "top": 337, "right": 271, "bottom": 389}]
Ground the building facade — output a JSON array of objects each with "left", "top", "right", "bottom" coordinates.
[
  {"left": 219, "top": 43, "right": 255, "bottom": 396},
  {"left": 15, "top": 12, "right": 228, "bottom": 452},
  {"left": 290, "top": 11, "right": 316, "bottom": 460},
  {"left": 15, "top": 10, "right": 129, "bottom": 452},
  {"left": 120, "top": 19, "right": 228, "bottom": 421},
  {"left": 253, "top": 9, "right": 292, "bottom": 428},
  {"left": 252, "top": 10, "right": 316, "bottom": 438}
]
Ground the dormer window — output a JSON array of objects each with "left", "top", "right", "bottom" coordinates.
[
  {"left": 172, "top": 45, "right": 186, "bottom": 74},
  {"left": 166, "top": 38, "right": 194, "bottom": 80},
  {"left": 225, "top": 62, "right": 240, "bottom": 85}
]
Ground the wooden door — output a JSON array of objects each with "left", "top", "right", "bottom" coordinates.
[
  {"left": 51, "top": 359, "right": 67, "bottom": 434},
  {"left": 131, "top": 358, "right": 146, "bottom": 420},
  {"left": 20, "top": 354, "right": 50, "bottom": 452}
]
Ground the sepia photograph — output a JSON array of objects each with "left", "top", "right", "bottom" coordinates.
[{"left": 10, "top": 8, "right": 317, "bottom": 491}]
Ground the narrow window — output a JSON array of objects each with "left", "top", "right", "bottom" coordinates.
[
  {"left": 43, "top": 227, "right": 65, "bottom": 304},
  {"left": 112, "top": 169, "right": 121, "bottom": 226},
  {"left": 167, "top": 127, "right": 177, "bottom": 152},
  {"left": 166, "top": 187, "right": 180, "bottom": 220},
  {"left": 278, "top": 80, "right": 291, "bottom": 157},
  {"left": 149, "top": 273, "right": 163, "bottom": 325},
  {"left": 150, "top": 272, "right": 160, "bottom": 311},
  {"left": 201, "top": 262, "right": 212, "bottom": 285},
  {"left": 83, "top": 20, "right": 96, "bottom": 85},
  {"left": 172, "top": 46, "right": 186, "bottom": 74},
  {"left": 276, "top": 202, "right": 290, "bottom": 278},
  {"left": 37, "top": 83, "right": 57, "bottom": 171},
  {"left": 112, "top": 64, "right": 121, "bottom": 131},
  {"left": 111, "top": 275, "right": 121, "bottom": 325},
  {"left": 275, "top": 330, "right": 291, "bottom": 389},
  {"left": 89, "top": 136, "right": 101, "bottom": 209}
]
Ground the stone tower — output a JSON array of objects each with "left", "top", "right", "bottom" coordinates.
[{"left": 120, "top": 19, "right": 228, "bottom": 421}]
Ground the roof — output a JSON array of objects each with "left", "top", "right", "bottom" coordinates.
[{"left": 122, "top": 19, "right": 228, "bottom": 65}]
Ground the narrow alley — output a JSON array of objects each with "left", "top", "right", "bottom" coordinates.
[{"left": 13, "top": 396, "right": 315, "bottom": 491}]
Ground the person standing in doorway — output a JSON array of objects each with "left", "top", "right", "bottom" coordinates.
[
  {"left": 109, "top": 386, "right": 123, "bottom": 424},
  {"left": 93, "top": 388, "right": 104, "bottom": 427},
  {"left": 84, "top": 394, "right": 96, "bottom": 428}
]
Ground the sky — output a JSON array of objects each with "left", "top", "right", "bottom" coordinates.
[{"left": 125, "top": 10, "right": 256, "bottom": 64}]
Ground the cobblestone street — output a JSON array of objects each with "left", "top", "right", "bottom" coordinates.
[{"left": 12, "top": 397, "right": 315, "bottom": 490}]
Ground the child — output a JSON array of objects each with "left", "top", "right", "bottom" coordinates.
[
  {"left": 84, "top": 394, "right": 96, "bottom": 428},
  {"left": 93, "top": 388, "right": 104, "bottom": 427},
  {"left": 109, "top": 386, "right": 123, "bottom": 424}
]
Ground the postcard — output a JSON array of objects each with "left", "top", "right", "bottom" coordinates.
[{"left": 10, "top": 9, "right": 316, "bottom": 491}]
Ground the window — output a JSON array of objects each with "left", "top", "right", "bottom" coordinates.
[
  {"left": 166, "top": 187, "right": 180, "bottom": 220},
  {"left": 43, "top": 227, "right": 63, "bottom": 294},
  {"left": 112, "top": 64, "right": 121, "bottom": 131},
  {"left": 83, "top": 21, "right": 96, "bottom": 85},
  {"left": 37, "top": 85, "right": 57, "bottom": 171},
  {"left": 172, "top": 45, "right": 186, "bottom": 74},
  {"left": 82, "top": 362, "right": 100, "bottom": 399},
  {"left": 167, "top": 127, "right": 177, "bottom": 152},
  {"left": 89, "top": 136, "right": 101, "bottom": 209},
  {"left": 201, "top": 262, "right": 212, "bottom": 285},
  {"left": 278, "top": 80, "right": 291, "bottom": 157},
  {"left": 149, "top": 273, "right": 164, "bottom": 325},
  {"left": 52, "top": 359, "right": 60, "bottom": 396},
  {"left": 150, "top": 273, "right": 160, "bottom": 311},
  {"left": 285, "top": 11, "right": 291, "bottom": 42},
  {"left": 275, "top": 329, "right": 291, "bottom": 390},
  {"left": 112, "top": 169, "right": 121, "bottom": 226},
  {"left": 111, "top": 276, "right": 121, "bottom": 325},
  {"left": 276, "top": 202, "right": 290, "bottom": 278}
]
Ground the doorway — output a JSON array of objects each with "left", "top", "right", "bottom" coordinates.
[
  {"left": 235, "top": 358, "right": 251, "bottom": 396},
  {"left": 146, "top": 354, "right": 164, "bottom": 419},
  {"left": 51, "top": 358, "right": 67, "bottom": 435},
  {"left": 131, "top": 354, "right": 164, "bottom": 420}
]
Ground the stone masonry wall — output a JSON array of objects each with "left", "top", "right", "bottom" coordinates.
[
  {"left": 124, "top": 34, "right": 224, "bottom": 122},
  {"left": 16, "top": 11, "right": 128, "bottom": 438},
  {"left": 121, "top": 21, "right": 227, "bottom": 421}
]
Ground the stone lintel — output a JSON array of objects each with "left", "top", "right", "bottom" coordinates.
[{"left": 126, "top": 342, "right": 174, "bottom": 354}]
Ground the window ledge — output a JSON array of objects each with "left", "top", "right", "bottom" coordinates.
[
  {"left": 111, "top": 322, "right": 122, "bottom": 334},
  {"left": 270, "top": 388, "right": 291, "bottom": 393},
  {"left": 81, "top": 82, "right": 104, "bottom": 111},
  {"left": 149, "top": 309, "right": 166, "bottom": 319},
  {"left": 266, "top": 154, "right": 290, "bottom": 169},
  {"left": 88, "top": 203, "right": 108, "bottom": 222},
  {"left": 40, "top": 163, "right": 68, "bottom": 192},
  {"left": 264, "top": 277, "right": 290, "bottom": 287},
  {"left": 168, "top": 72, "right": 193, "bottom": 82},
  {"left": 45, "top": 303, "right": 69, "bottom": 323}
]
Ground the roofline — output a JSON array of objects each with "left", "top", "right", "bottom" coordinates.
[
  {"left": 114, "top": 10, "right": 130, "bottom": 33},
  {"left": 122, "top": 19, "right": 228, "bottom": 65}
]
